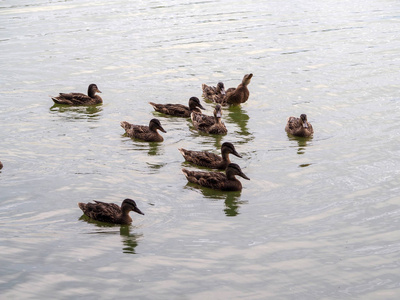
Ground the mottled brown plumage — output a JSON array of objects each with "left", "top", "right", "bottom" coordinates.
[
  {"left": 285, "top": 114, "right": 314, "bottom": 137},
  {"left": 78, "top": 198, "right": 144, "bottom": 225},
  {"left": 191, "top": 104, "right": 227, "bottom": 135},
  {"left": 182, "top": 163, "right": 250, "bottom": 191},
  {"left": 223, "top": 74, "right": 253, "bottom": 106},
  {"left": 51, "top": 83, "right": 102, "bottom": 105},
  {"left": 202, "top": 82, "right": 226, "bottom": 103},
  {"left": 178, "top": 142, "right": 241, "bottom": 169},
  {"left": 149, "top": 97, "right": 205, "bottom": 117},
  {"left": 121, "top": 118, "right": 166, "bottom": 142}
]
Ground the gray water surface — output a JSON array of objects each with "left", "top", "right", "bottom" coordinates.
[{"left": 1, "top": 0, "right": 400, "bottom": 299}]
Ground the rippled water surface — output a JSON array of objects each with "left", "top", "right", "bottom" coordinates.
[{"left": 1, "top": 0, "right": 400, "bottom": 299}]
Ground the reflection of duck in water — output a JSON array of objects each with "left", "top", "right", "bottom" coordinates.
[
  {"left": 121, "top": 118, "right": 166, "bottom": 142},
  {"left": 191, "top": 104, "right": 227, "bottom": 135},
  {"left": 285, "top": 114, "right": 313, "bottom": 137},
  {"left": 78, "top": 198, "right": 144, "bottom": 225},
  {"left": 51, "top": 83, "right": 102, "bottom": 106},
  {"left": 202, "top": 82, "right": 226, "bottom": 103},
  {"left": 182, "top": 163, "right": 249, "bottom": 191},
  {"left": 49, "top": 103, "right": 103, "bottom": 121},
  {"left": 149, "top": 97, "right": 205, "bottom": 118},
  {"left": 178, "top": 142, "right": 241, "bottom": 170},
  {"left": 120, "top": 226, "right": 142, "bottom": 254}
]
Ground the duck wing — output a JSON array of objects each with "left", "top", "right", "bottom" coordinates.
[
  {"left": 149, "top": 102, "right": 190, "bottom": 117},
  {"left": 182, "top": 169, "right": 228, "bottom": 189},
  {"left": 80, "top": 201, "right": 121, "bottom": 223},
  {"left": 179, "top": 149, "right": 223, "bottom": 168}
]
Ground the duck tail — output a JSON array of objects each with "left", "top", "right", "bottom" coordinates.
[
  {"left": 120, "top": 121, "right": 131, "bottom": 130},
  {"left": 149, "top": 102, "right": 157, "bottom": 110}
]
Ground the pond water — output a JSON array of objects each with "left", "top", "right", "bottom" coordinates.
[{"left": 1, "top": 0, "right": 399, "bottom": 299}]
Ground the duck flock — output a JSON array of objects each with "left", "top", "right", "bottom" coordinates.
[{"left": 0, "top": 74, "right": 314, "bottom": 225}]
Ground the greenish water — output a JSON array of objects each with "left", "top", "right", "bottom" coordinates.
[{"left": 1, "top": 0, "right": 400, "bottom": 299}]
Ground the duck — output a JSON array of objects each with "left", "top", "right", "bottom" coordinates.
[
  {"left": 191, "top": 104, "right": 227, "bottom": 134},
  {"left": 202, "top": 82, "right": 226, "bottom": 103},
  {"left": 121, "top": 118, "right": 166, "bottom": 142},
  {"left": 51, "top": 83, "right": 102, "bottom": 105},
  {"left": 0, "top": 161, "right": 3, "bottom": 170},
  {"left": 78, "top": 198, "right": 144, "bottom": 225},
  {"left": 149, "top": 96, "right": 205, "bottom": 118},
  {"left": 224, "top": 74, "right": 253, "bottom": 106},
  {"left": 182, "top": 163, "right": 250, "bottom": 191},
  {"left": 178, "top": 142, "right": 242, "bottom": 170},
  {"left": 285, "top": 114, "right": 314, "bottom": 137}
]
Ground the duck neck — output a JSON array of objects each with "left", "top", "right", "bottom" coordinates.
[{"left": 221, "top": 150, "right": 231, "bottom": 163}]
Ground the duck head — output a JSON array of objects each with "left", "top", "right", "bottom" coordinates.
[
  {"left": 242, "top": 74, "right": 253, "bottom": 86},
  {"left": 121, "top": 198, "right": 145, "bottom": 215},
  {"left": 214, "top": 104, "right": 223, "bottom": 119},
  {"left": 226, "top": 163, "right": 250, "bottom": 180},
  {"left": 88, "top": 83, "right": 102, "bottom": 97},
  {"left": 217, "top": 82, "right": 226, "bottom": 95},
  {"left": 221, "top": 142, "right": 242, "bottom": 158},
  {"left": 300, "top": 114, "right": 308, "bottom": 128},
  {"left": 149, "top": 118, "right": 167, "bottom": 133},
  {"left": 188, "top": 96, "right": 205, "bottom": 111}
]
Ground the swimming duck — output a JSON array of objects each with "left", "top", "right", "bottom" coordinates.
[
  {"left": 78, "top": 198, "right": 144, "bottom": 225},
  {"left": 182, "top": 163, "right": 250, "bottom": 191},
  {"left": 149, "top": 96, "right": 205, "bottom": 117},
  {"left": 121, "top": 118, "right": 166, "bottom": 142},
  {"left": 224, "top": 74, "right": 253, "bottom": 106},
  {"left": 51, "top": 83, "right": 102, "bottom": 105},
  {"left": 202, "top": 82, "right": 226, "bottom": 103},
  {"left": 191, "top": 104, "right": 227, "bottom": 134},
  {"left": 178, "top": 142, "right": 241, "bottom": 170},
  {"left": 285, "top": 114, "right": 314, "bottom": 137}
]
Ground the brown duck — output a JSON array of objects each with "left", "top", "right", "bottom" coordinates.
[
  {"left": 78, "top": 198, "right": 144, "bottom": 225},
  {"left": 202, "top": 82, "right": 226, "bottom": 103},
  {"left": 121, "top": 118, "right": 166, "bottom": 142},
  {"left": 223, "top": 74, "right": 253, "bottom": 106},
  {"left": 51, "top": 83, "right": 102, "bottom": 105},
  {"left": 191, "top": 104, "right": 227, "bottom": 135},
  {"left": 182, "top": 163, "right": 250, "bottom": 191},
  {"left": 149, "top": 96, "right": 205, "bottom": 117},
  {"left": 285, "top": 114, "right": 314, "bottom": 137},
  {"left": 178, "top": 142, "right": 241, "bottom": 170}
]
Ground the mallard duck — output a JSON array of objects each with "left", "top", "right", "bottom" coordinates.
[
  {"left": 178, "top": 142, "right": 241, "bottom": 169},
  {"left": 191, "top": 104, "right": 227, "bottom": 134},
  {"left": 121, "top": 118, "right": 166, "bottom": 142},
  {"left": 202, "top": 82, "right": 226, "bottom": 103},
  {"left": 182, "top": 163, "right": 250, "bottom": 191},
  {"left": 224, "top": 74, "right": 253, "bottom": 106},
  {"left": 51, "top": 83, "right": 102, "bottom": 105},
  {"left": 149, "top": 96, "right": 205, "bottom": 117},
  {"left": 285, "top": 114, "right": 314, "bottom": 137},
  {"left": 78, "top": 198, "right": 144, "bottom": 225}
]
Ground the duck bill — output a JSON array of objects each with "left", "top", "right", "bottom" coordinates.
[
  {"left": 134, "top": 207, "right": 145, "bottom": 215},
  {"left": 216, "top": 111, "right": 222, "bottom": 118},
  {"left": 302, "top": 121, "right": 308, "bottom": 128},
  {"left": 97, "top": 89, "right": 102, "bottom": 93},
  {"left": 239, "top": 172, "right": 250, "bottom": 180},
  {"left": 232, "top": 150, "right": 242, "bottom": 158},
  {"left": 221, "top": 88, "right": 226, "bottom": 95},
  {"left": 198, "top": 103, "right": 205, "bottom": 110},
  {"left": 158, "top": 126, "right": 167, "bottom": 133}
]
